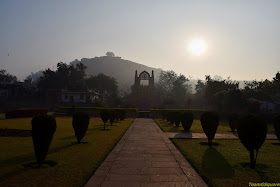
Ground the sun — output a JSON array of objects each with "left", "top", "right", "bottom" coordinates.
[{"left": 188, "top": 39, "right": 208, "bottom": 55}]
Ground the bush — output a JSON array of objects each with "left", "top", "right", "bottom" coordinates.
[
  {"left": 273, "top": 113, "right": 280, "bottom": 141},
  {"left": 109, "top": 110, "right": 116, "bottom": 126},
  {"left": 100, "top": 109, "right": 110, "bottom": 130},
  {"left": 120, "top": 110, "right": 126, "bottom": 120},
  {"left": 72, "top": 112, "right": 90, "bottom": 144},
  {"left": 174, "top": 112, "right": 181, "bottom": 127},
  {"left": 169, "top": 112, "right": 175, "bottom": 125},
  {"left": 6, "top": 109, "right": 48, "bottom": 119},
  {"left": 228, "top": 113, "right": 239, "bottom": 132},
  {"left": 237, "top": 115, "right": 267, "bottom": 169},
  {"left": 181, "top": 112, "right": 193, "bottom": 131},
  {"left": 200, "top": 112, "right": 219, "bottom": 146},
  {"left": 31, "top": 115, "right": 56, "bottom": 167}
]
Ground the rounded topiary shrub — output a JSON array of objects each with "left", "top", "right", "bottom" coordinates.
[
  {"left": 200, "top": 111, "right": 219, "bottom": 146},
  {"left": 273, "top": 113, "right": 280, "bottom": 141},
  {"left": 181, "top": 112, "right": 194, "bottom": 131},
  {"left": 228, "top": 113, "right": 239, "bottom": 132},
  {"left": 174, "top": 112, "right": 181, "bottom": 127},
  {"left": 120, "top": 110, "right": 126, "bottom": 120},
  {"left": 237, "top": 115, "right": 267, "bottom": 169},
  {"left": 109, "top": 110, "right": 116, "bottom": 126},
  {"left": 100, "top": 109, "right": 110, "bottom": 130},
  {"left": 169, "top": 112, "right": 176, "bottom": 125},
  {"left": 31, "top": 114, "right": 56, "bottom": 167},
  {"left": 72, "top": 112, "right": 90, "bottom": 144}
]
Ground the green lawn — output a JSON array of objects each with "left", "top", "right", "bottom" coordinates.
[
  {"left": 0, "top": 117, "right": 134, "bottom": 187},
  {"left": 154, "top": 119, "right": 275, "bottom": 134},
  {"left": 172, "top": 139, "right": 280, "bottom": 187}
]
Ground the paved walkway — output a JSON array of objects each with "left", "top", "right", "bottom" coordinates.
[
  {"left": 165, "top": 132, "right": 277, "bottom": 140},
  {"left": 85, "top": 119, "right": 207, "bottom": 187}
]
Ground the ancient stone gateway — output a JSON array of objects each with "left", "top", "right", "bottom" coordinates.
[{"left": 134, "top": 70, "right": 154, "bottom": 88}]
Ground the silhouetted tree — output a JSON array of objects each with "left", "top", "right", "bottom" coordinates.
[
  {"left": 106, "top": 52, "right": 115, "bottom": 57},
  {"left": 157, "top": 70, "right": 191, "bottom": 106},
  {"left": 0, "top": 69, "right": 17, "bottom": 82},
  {"left": 86, "top": 73, "right": 118, "bottom": 95}
]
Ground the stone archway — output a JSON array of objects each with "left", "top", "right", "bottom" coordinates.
[{"left": 134, "top": 70, "right": 154, "bottom": 88}]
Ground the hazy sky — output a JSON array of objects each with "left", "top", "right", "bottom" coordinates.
[{"left": 0, "top": 0, "right": 279, "bottom": 81}]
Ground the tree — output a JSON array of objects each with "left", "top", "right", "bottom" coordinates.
[
  {"left": 106, "top": 52, "right": 115, "bottom": 57},
  {"left": 86, "top": 73, "right": 118, "bottom": 95},
  {"left": 37, "top": 62, "right": 88, "bottom": 95},
  {"left": 0, "top": 69, "right": 17, "bottom": 82},
  {"left": 157, "top": 70, "right": 191, "bottom": 105},
  {"left": 204, "top": 76, "right": 239, "bottom": 109},
  {"left": 158, "top": 70, "right": 177, "bottom": 93},
  {"left": 195, "top": 79, "right": 206, "bottom": 96}
]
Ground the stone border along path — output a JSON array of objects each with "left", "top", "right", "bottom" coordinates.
[
  {"left": 165, "top": 132, "right": 277, "bottom": 140},
  {"left": 85, "top": 118, "right": 207, "bottom": 187}
]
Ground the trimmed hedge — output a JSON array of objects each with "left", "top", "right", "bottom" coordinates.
[
  {"left": 100, "top": 109, "right": 110, "bottom": 130},
  {"left": 180, "top": 112, "right": 194, "bottom": 131},
  {"left": 5, "top": 109, "right": 48, "bottom": 119},
  {"left": 173, "top": 112, "right": 181, "bottom": 127},
  {"left": 31, "top": 115, "right": 56, "bottom": 167},
  {"left": 57, "top": 106, "right": 138, "bottom": 113},
  {"left": 151, "top": 109, "right": 208, "bottom": 119},
  {"left": 200, "top": 111, "right": 219, "bottom": 146},
  {"left": 237, "top": 115, "right": 267, "bottom": 169},
  {"left": 228, "top": 113, "right": 239, "bottom": 132},
  {"left": 72, "top": 112, "right": 90, "bottom": 143},
  {"left": 109, "top": 110, "right": 116, "bottom": 126},
  {"left": 273, "top": 113, "right": 280, "bottom": 141}
]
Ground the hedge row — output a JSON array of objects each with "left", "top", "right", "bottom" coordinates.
[
  {"left": 5, "top": 109, "right": 48, "bottom": 119},
  {"left": 151, "top": 109, "right": 208, "bottom": 119},
  {"left": 151, "top": 108, "right": 278, "bottom": 122},
  {"left": 57, "top": 106, "right": 138, "bottom": 113}
]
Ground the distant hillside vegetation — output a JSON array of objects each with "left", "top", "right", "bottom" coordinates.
[{"left": 70, "top": 56, "right": 163, "bottom": 91}]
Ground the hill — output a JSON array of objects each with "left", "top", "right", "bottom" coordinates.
[{"left": 69, "top": 56, "right": 163, "bottom": 91}]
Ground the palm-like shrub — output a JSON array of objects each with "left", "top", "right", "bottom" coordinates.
[
  {"left": 200, "top": 112, "right": 219, "bottom": 146},
  {"left": 109, "top": 110, "right": 116, "bottom": 126},
  {"left": 100, "top": 109, "right": 110, "bottom": 130},
  {"left": 72, "top": 112, "right": 90, "bottom": 144},
  {"left": 228, "top": 113, "right": 239, "bottom": 132},
  {"left": 237, "top": 115, "right": 267, "bottom": 169},
  {"left": 181, "top": 112, "right": 193, "bottom": 131},
  {"left": 31, "top": 115, "right": 56, "bottom": 167},
  {"left": 273, "top": 113, "right": 280, "bottom": 141}
]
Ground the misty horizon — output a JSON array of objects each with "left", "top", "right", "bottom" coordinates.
[{"left": 1, "top": 1, "right": 280, "bottom": 81}]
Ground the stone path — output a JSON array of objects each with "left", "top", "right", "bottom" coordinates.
[
  {"left": 85, "top": 119, "right": 207, "bottom": 187},
  {"left": 165, "top": 132, "right": 277, "bottom": 140}
]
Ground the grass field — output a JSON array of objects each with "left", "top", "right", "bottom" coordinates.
[
  {"left": 154, "top": 119, "right": 275, "bottom": 134},
  {"left": 0, "top": 117, "right": 134, "bottom": 187},
  {"left": 172, "top": 139, "right": 280, "bottom": 187}
]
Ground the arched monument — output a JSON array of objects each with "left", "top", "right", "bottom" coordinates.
[{"left": 134, "top": 70, "right": 154, "bottom": 88}]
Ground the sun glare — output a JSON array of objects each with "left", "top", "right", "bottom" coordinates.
[{"left": 188, "top": 39, "right": 208, "bottom": 55}]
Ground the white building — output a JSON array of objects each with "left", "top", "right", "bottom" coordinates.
[{"left": 60, "top": 91, "right": 100, "bottom": 103}]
